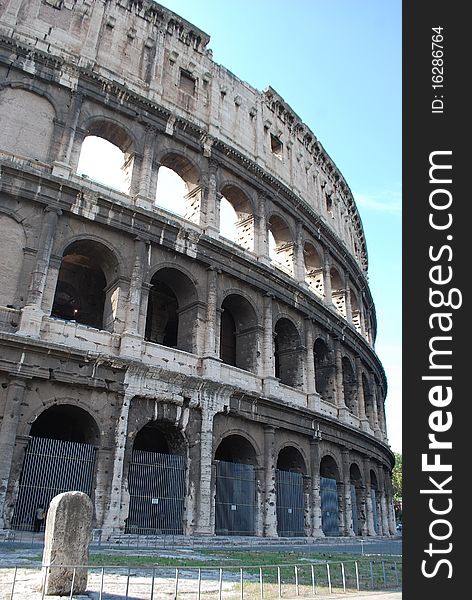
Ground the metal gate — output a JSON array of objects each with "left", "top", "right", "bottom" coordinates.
[
  {"left": 276, "top": 470, "right": 304, "bottom": 537},
  {"left": 215, "top": 460, "right": 255, "bottom": 536},
  {"left": 126, "top": 450, "right": 185, "bottom": 535},
  {"left": 320, "top": 476, "right": 339, "bottom": 536},
  {"left": 12, "top": 436, "right": 96, "bottom": 531},
  {"left": 351, "top": 483, "right": 359, "bottom": 535},
  {"left": 371, "top": 488, "right": 380, "bottom": 534}
]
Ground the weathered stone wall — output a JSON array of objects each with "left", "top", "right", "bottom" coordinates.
[{"left": 0, "top": 0, "right": 394, "bottom": 538}]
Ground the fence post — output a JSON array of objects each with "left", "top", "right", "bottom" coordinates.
[
  {"left": 311, "top": 563, "right": 317, "bottom": 596},
  {"left": 260, "top": 567, "right": 264, "bottom": 600},
  {"left": 175, "top": 568, "right": 179, "bottom": 599},
  {"left": 240, "top": 567, "right": 244, "bottom": 600},
  {"left": 295, "top": 565, "right": 299, "bottom": 596},
  {"left": 341, "top": 562, "right": 346, "bottom": 593},
  {"left": 326, "top": 563, "right": 332, "bottom": 594},
  {"left": 219, "top": 568, "right": 223, "bottom": 600},
  {"left": 277, "top": 566, "right": 282, "bottom": 598},
  {"left": 10, "top": 566, "right": 18, "bottom": 599},
  {"left": 355, "top": 561, "right": 360, "bottom": 591}
]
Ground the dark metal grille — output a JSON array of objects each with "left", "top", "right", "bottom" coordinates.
[
  {"left": 11, "top": 436, "right": 96, "bottom": 531},
  {"left": 276, "top": 469, "right": 304, "bottom": 537},
  {"left": 320, "top": 476, "right": 340, "bottom": 536},
  {"left": 125, "top": 450, "right": 185, "bottom": 535},
  {"left": 351, "top": 483, "right": 359, "bottom": 535},
  {"left": 215, "top": 460, "right": 255, "bottom": 536},
  {"left": 371, "top": 488, "right": 380, "bottom": 534}
]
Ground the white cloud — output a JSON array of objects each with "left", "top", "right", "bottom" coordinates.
[{"left": 354, "top": 191, "right": 402, "bottom": 215}]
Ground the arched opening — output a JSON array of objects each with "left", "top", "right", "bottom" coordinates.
[
  {"left": 304, "top": 242, "right": 324, "bottom": 298},
  {"left": 145, "top": 268, "right": 198, "bottom": 354},
  {"left": 12, "top": 405, "right": 99, "bottom": 531},
  {"left": 155, "top": 154, "right": 201, "bottom": 224},
  {"left": 215, "top": 435, "right": 257, "bottom": 536},
  {"left": 330, "top": 268, "right": 346, "bottom": 317},
  {"left": 276, "top": 447, "right": 306, "bottom": 537},
  {"left": 126, "top": 421, "right": 186, "bottom": 535},
  {"left": 77, "top": 122, "right": 134, "bottom": 193},
  {"left": 220, "top": 295, "right": 258, "bottom": 373},
  {"left": 219, "top": 185, "right": 254, "bottom": 251},
  {"left": 51, "top": 240, "right": 119, "bottom": 332},
  {"left": 314, "top": 338, "right": 335, "bottom": 403},
  {"left": 350, "top": 463, "right": 364, "bottom": 536},
  {"left": 320, "top": 455, "right": 341, "bottom": 536},
  {"left": 274, "top": 318, "right": 303, "bottom": 388},
  {"left": 350, "top": 288, "right": 362, "bottom": 333},
  {"left": 370, "top": 470, "right": 381, "bottom": 534},
  {"left": 268, "top": 215, "right": 294, "bottom": 276},
  {"left": 342, "top": 357, "right": 357, "bottom": 414}
]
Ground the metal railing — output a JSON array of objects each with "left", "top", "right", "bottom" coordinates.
[{"left": 0, "top": 559, "right": 402, "bottom": 599}]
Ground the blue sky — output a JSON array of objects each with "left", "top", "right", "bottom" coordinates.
[{"left": 159, "top": 0, "right": 402, "bottom": 452}]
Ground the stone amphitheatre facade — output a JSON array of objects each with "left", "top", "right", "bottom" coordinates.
[{"left": 0, "top": 0, "right": 395, "bottom": 539}]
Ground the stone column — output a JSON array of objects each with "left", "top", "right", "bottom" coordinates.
[
  {"left": 203, "top": 267, "right": 219, "bottom": 357},
  {"left": 335, "top": 341, "right": 349, "bottom": 421},
  {"left": 363, "top": 458, "right": 376, "bottom": 536},
  {"left": 294, "top": 223, "right": 306, "bottom": 283},
  {"left": 263, "top": 426, "right": 278, "bottom": 537},
  {"left": 120, "top": 238, "right": 149, "bottom": 358},
  {"left": 306, "top": 320, "right": 320, "bottom": 411},
  {"left": 254, "top": 194, "right": 270, "bottom": 262},
  {"left": 370, "top": 372, "right": 382, "bottom": 438},
  {"left": 355, "top": 358, "right": 369, "bottom": 432},
  {"left": 305, "top": 320, "right": 315, "bottom": 395},
  {"left": 194, "top": 394, "right": 218, "bottom": 535},
  {"left": 378, "top": 468, "right": 392, "bottom": 536},
  {"left": 345, "top": 275, "right": 353, "bottom": 323},
  {"left": 101, "top": 390, "right": 133, "bottom": 537},
  {"left": 323, "top": 250, "right": 332, "bottom": 304},
  {"left": 0, "top": 377, "right": 27, "bottom": 530},
  {"left": 80, "top": 0, "right": 108, "bottom": 65},
  {"left": 136, "top": 127, "right": 157, "bottom": 203},
  {"left": 261, "top": 294, "right": 275, "bottom": 378},
  {"left": 202, "top": 161, "right": 219, "bottom": 237},
  {"left": 19, "top": 206, "right": 61, "bottom": 336},
  {"left": 341, "top": 449, "right": 355, "bottom": 536},
  {"left": 309, "top": 439, "right": 324, "bottom": 537},
  {"left": 52, "top": 92, "right": 84, "bottom": 177},
  {"left": 377, "top": 391, "right": 388, "bottom": 440}
]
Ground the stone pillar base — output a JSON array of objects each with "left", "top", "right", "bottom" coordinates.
[
  {"left": 201, "top": 356, "right": 222, "bottom": 379},
  {"left": 133, "top": 194, "right": 153, "bottom": 211},
  {"left": 120, "top": 332, "right": 143, "bottom": 359},
  {"left": 337, "top": 407, "right": 351, "bottom": 422},
  {"left": 18, "top": 305, "right": 44, "bottom": 337},
  {"left": 52, "top": 161, "right": 73, "bottom": 179},
  {"left": 263, "top": 376, "right": 280, "bottom": 398},
  {"left": 307, "top": 392, "right": 321, "bottom": 412},
  {"left": 204, "top": 225, "right": 220, "bottom": 239}
]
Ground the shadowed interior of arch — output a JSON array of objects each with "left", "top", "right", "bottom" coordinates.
[{"left": 51, "top": 240, "right": 118, "bottom": 331}]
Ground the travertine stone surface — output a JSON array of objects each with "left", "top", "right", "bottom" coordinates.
[{"left": 41, "top": 492, "right": 93, "bottom": 596}]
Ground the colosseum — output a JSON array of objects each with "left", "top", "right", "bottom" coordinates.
[{"left": 0, "top": 0, "right": 395, "bottom": 539}]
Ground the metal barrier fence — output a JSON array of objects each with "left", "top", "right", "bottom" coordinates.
[{"left": 0, "top": 559, "right": 402, "bottom": 599}]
